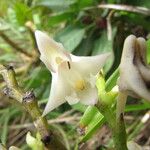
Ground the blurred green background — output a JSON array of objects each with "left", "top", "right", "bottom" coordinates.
[{"left": 0, "top": 0, "right": 150, "bottom": 149}]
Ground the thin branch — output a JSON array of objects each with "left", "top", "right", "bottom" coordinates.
[
  {"left": 7, "top": 116, "right": 80, "bottom": 130},
  {"left": 116, "top": 92, "right": 127, "bottom": 119},
  {"left": 97, "top": 4, "right": 150, "bottom": 16},
  {"left": 106, "top": 10, "right": 115, "bottom": 41},
  {"left": 25, "top": 21, "right": 39, "bottom": 54},
  {"left": 114, "top": 92, "right": 128, "bottom": 150},
  {"left": 0, "top": 31, "right": 33, "bottom": 58}
]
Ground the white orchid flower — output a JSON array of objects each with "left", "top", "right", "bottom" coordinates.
[
  {"left": 118, "top": 35, "right": 150, "bottom": 102},
  {"left": 35, "top": 30, "right": 111, "bottom": 116}
]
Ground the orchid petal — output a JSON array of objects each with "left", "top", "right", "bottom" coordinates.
[
  {"left": 66, "top": 92, "right": 79, "bottom": 105},
  {"left": 42, "top": 72, "right": 70, "bottom": 116},
  {"left": 57, "top": 61, "right": 98, "bottom": 105},
  {"left": 35, "top": 30, "right": 71, "bottom": 72},
  {"left": 70, "top": 52, "right": 111, "bottom": 75},
  {"left": 78, "top": 86, "right": 98, "bottom": 105}
]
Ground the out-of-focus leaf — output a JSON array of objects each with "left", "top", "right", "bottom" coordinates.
[
  {"left": 105, "top": 68, "right": 119, "bottom": 91},
  {"left": 24, "top": 66, "right": 51, "bottom": 98},
  {"left": 72, "top": 103, "right": 87, "bottom": 112},
  {"left": 125, "top": 103, "right": 150, "bottom": 112},
  {"left": 126, "top": 0, "right": 150, "bottom": 8},
  {"left": 55, "top": 25, "right": 85, "bottom": 52},
  {"left": 80, "top": 106, "right": 100, "bottom": 126},
  {"left": 1, "top": 109, "right": 9, "bottom": 145},
  {"left": 7, "top": 8, "right": 18, "bottom": 26},
  {"left": 77, "top": 0, "right": 94, "bottom": 9},
  {"left": 33, "top": 14, "right": 41, "bottom": 27},
  {"left": 0, "top": 19, "right": 10, "bottom": 31},
  {"left": 119, "top": 13, "right": 150, "bottom": 31},
  {"left": 79, "top": 106, "right": 105, "bottom": 142},
  {"left": 37, "top": 0, "right": 76, "bottom": 12},
  {"left": 92, "top": 27, "right": 117, "bottom": 72},
  {"left": 73, "top": 27, "right": 95, "bottom": 56},
  {"left": 0, "top": 0, "right": 11, "bottom": 17},
  {"left": 47, "top": 12, "right": 74, "bottom": 26},
  {"left": 25, "top": 67, "right": 50, "bottom": 90},
  {"left": 92, "top": 27, "right": 117, "bottom": 55},
  {"left": 0, "top": 53, "right": 18, "bottom": 62},
  {"left": 107, "top": 0, "right": 116, "bottom": 3},
  {"left": 14, "top": 2, "right": 32, "bottom": 25}
]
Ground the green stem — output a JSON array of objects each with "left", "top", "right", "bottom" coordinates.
[
  {"left": 115, "top": 92, "right": 128, "bottom": 150},
  {"left": 113, "top": 114, "right": 128, "bottom": 150},
  {"left": 116, "top": 92, "right": 127, "bottom": 118},
  {"left": 96, "top": 73, "right": 127, "bottom": 150},
  {"left": 97, "top": 102, "right": 127, "bottom": 150}
]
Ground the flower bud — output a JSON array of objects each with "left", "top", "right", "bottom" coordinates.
[{"left": 118, "top": 35, "right": 150, "bottom": 102}]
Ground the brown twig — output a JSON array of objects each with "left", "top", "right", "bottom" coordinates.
[
  {"left": 106, "top": 10, "right": 115, "bottom": 41},
  {"left": 8, "top": 115, "right": 80, "bottom": 130},
  {"left": 25, "top": 21, "right": 38, "bottom": 49},
  {"left": 97, "top": 4, "right": 150, "bottom": 16},
  {"left": 0, "top": 31, "right": 33, "bottom": 58},
  {"left": 0, "top": 65, "right": 66, "bottom": 150}
]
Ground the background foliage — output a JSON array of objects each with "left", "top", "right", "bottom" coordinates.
[{"left": 0, "top": 0, "right": 150, "bottom": 149}]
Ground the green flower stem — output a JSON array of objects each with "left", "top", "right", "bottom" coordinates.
[
  {"left": 0, "top": 65, "right": 66, "bottom": 150},
  {"left": 116, "top": 92, "right": 127, "bottom": 118},
  {"left": 97, "top": 101, "right": 128, "bottom": 150},
  {"left": 114, "top": 114, "right": 128, "bottom": 150},
  {"left": 115, "top": 92, "right": 128, "bottom": 150},
  {"left": 96, "top": 73, "right": 127, "bottom": 150}
]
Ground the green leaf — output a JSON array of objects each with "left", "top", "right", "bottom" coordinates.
[
  {"left": 92, "top": 27, "right": 117, "bottom": 55},
  {"left": 55, "top": 25, "right": 85, "bottom": 52},
  {"left": 125, "top": 103, "right": 150, "bottom": 112},
  {"left": 47, "top": 12, "right": 74, "bottom": 26},
  {"left": 125, "top": 0, "right": 150, "bottom": 7},
  {"left": 73, "top": 27, "right": 95, "bottom": 56},
  {"left": 37, "top": 0, "right": 76, "bottom": 12},
  {"left": 77, "top": 0, "right": 94, "bottom": 9},
  {"left": 72, "top": 103, "right": 87, "bottom": 112},
  {"left": 14, "top": 2, "right": 32, "bottom": 25},
  {"left": 1, "top": 110, "right": 9, "bottom": 145},
  {"left": 105, "top": 68, "right": 119, "bottom": 91},
  {"left": 0, "top": 53, "right": 18, "bottom": 62},
  {"left": 92, "top": 27, "right": 117, "bottom": 72},
  {"left": 25, "top": 67, "right": 50, "bottom": 90},
  {"left": 80, "top": 106, "right": 100, "bottom": 126},
  {"left": 119, "top": 13, "right": 150, "bottom": 31},
  {"left": 79, "top": 106, "right": 105, "bottom": 142}
]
